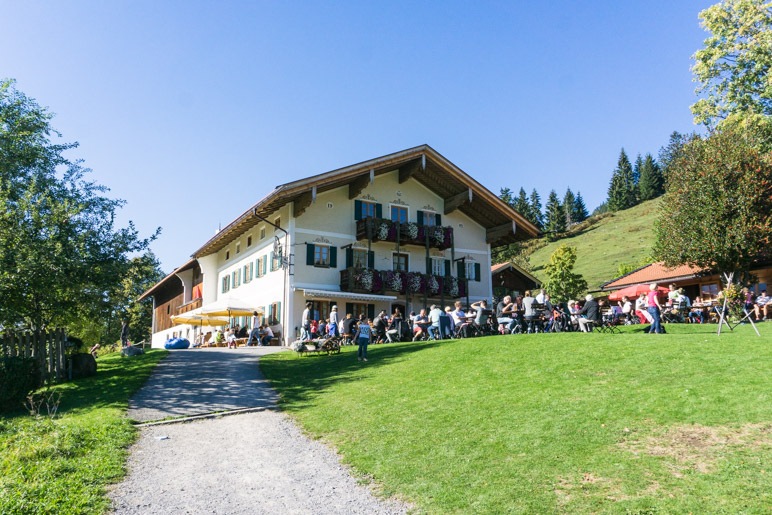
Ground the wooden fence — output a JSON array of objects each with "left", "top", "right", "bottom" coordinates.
[{"left": 0, "top": 329, "right": 67, "bottom": 383}]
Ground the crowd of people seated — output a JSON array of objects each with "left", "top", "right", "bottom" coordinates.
[{"left": 293, "top": 282, "right": 770, "bottom": 345}]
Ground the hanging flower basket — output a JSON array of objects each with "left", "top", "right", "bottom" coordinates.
[
  {"left": 383, "top": 270, "right": 405, "bottom": 293},
  {"left": 407, "top": 272, "right": 425, "bottom": 294},
  {"left": 428, "top": 275, "right": 441, "bottom": 295}
]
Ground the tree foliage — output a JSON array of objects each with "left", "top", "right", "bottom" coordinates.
[
  {"left": 606, "top": 149, "right": 637, "bottom": 211},
  {"left": 638, "top": 153, "right": 665, "bottom": 201},
  {"left": 653, "top": 120, "right": 772, "bottom": 279},
  {"left": 0, "top": 79, "right": 159, "bottom": 333},
  {"left": 544, "top": 190, "right": 566, "bottom": 237},
  {"left": 528, "top": 189, "right": 544, "bottom": 230},
  {"left": 543, "top": 244, "right": 588, "bottom": 303},
  {"left": 691, "top": 0, "right": 772, "bottom": 126},
  {"left": 573, "top": 192, "right": 589, "bottom": 222}
]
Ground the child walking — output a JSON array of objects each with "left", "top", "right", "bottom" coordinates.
[{"left": 353, "top": 315, "right": 372, "bottom": 362}]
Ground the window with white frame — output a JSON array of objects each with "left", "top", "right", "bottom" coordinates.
[{"left": 431, "top": 257, "right": 445, "bottom": 276}]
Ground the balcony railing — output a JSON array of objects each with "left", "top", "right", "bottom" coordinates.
[
  {"left": 355, "top": 218, "right": 453, "bottom": 250},
  {"left": 340, "top": 267, "right": 466, "bottom": 298},
  {"left": 176, "top": 297, "right": 202, "bottom": 315}
]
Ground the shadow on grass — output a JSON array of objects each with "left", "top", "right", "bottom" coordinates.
[
  {"left": 261, "top": 342, "right": 433, "bottom": 409},
  {"left": 2, "top": 350, "right": 167, "bottom": 421}
]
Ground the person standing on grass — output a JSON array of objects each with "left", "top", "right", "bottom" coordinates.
[
  {"left": 120, "top": 319, "right": 130, "bottom": 347},
  {"left": 647, "top": 282, "right": 664, "bottom": 334},
  {"left": 300, "top": 302, "right": 312, "bottom": 340},
  {"left": 353, "top": 315, "right": 372, "bottom": 362}
]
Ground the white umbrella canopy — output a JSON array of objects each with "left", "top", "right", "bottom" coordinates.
[{"left": 200, "top": 297, "right": 263, "bottom": 318}]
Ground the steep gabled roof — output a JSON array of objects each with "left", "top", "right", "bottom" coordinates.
[
  {"left": 600, "top": 262, "right": 707, "bottom": 290},
  {"left": 192, "top": 145, "right": 539, "bottom": 257},
  {"left": 491, "top": 262, "right": 541, "bottom": 285}
]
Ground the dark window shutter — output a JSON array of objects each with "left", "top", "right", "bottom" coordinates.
[
  {"left": 375, "top": 203, "right": 382, "bottom": 218},
  {"left": 435, "top": 213, "right": 442, "bottom": 226},
  {"left": 457, "top": 261, "right": 466, "bottom": 279},
  {"left": 367, "top": 304, "right": 375, "bottom": 320},
  {"left": 306, "top": 244, "right": 315, "bottom": 265},
  {"left": 330, "top": 247, "right": 337, "bottom": 268},
  {"left": 368, "top": 251, "right": 374, "bottom": 268},
  {"left": 354, "top": 200, "right": 362, "bottom": 220},
  {"left": 345, "top": 248, "right": 353, "bottom": 268},
  {"left": 445, "top": 259, "right": 451, "bottom": 276},
  {"left": 474, "top": 263, "right": 481, "bottom": 281},
  {"left": 346, "top": 303, "right": 354, "bottom": 317},
  {"left": 417, "top": 211, "right": 424, "bottom": 225}
]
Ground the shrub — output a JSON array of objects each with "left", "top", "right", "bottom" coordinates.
[{"left": 0, "top": 357, "right": 42, "bottom": 413}]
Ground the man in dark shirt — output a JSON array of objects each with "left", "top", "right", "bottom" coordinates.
[
  {"left": 578, "top": 294, "right": 600, "bottom": 332},
  {"left": 341, "top": 313, "right": 357, "bottom": 344}
]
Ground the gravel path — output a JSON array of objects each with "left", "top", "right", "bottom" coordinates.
[{"left": 110, "top": 348, "right": 408, "bottom": 514}]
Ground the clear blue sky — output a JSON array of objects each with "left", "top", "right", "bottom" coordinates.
[{"left": 1, "top": 1, "right": 712, "bottom": 273}]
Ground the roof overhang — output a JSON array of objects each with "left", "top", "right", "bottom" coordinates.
[
  {"left": 192, "top": 145, "right": 540, "bottom": 258},
  {"left": 137, "top": 258, "right": 198, "bottom": 301},
  {"left": 298, "top": 288, "right": 398, "bottom": 302}
]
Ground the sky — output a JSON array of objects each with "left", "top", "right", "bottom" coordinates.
[{"left": 1, "top": 1, "right": 713, "bottom": 273}]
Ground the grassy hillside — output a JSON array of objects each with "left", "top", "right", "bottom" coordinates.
[{"left": 526, "top": 198, "right": 662, "bottom": 290}]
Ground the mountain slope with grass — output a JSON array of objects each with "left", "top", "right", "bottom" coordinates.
[{"left": 525, "top": 198, "right": 662, "bottom": 291}]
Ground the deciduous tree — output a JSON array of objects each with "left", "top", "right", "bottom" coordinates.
[
  {"left": 653, "top": 120, "right": 772, "bottom": 281},
  {"left": 543, "top": 244, "right": 588, "bottom": 303},
  {"left": 0, "top": 79, "right": 159, "bottom": 332},
  {"left": 691, "top": 0, "right": 772, "bottom": 126}
]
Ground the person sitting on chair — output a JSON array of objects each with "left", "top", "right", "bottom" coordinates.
[
  {"left": 260, "top": 324, "right": 274, "bottom": 346},
  {"left": 755, "top": 290, "right": 770, "bottom": 321},
  {"left": 496, "top": 295, "right": 517, "bottom": 334},
  {"left": 372, "top": 311, "right": 387, "bottom": 343},
  {"left": 412, "top": 309, "right": 430, "bottom": 341},
  {"left": 577, "top": 294, "right": 600, "bottom": 333}
]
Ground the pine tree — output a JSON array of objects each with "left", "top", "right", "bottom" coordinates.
[
  {"left": 573, "top": 192, "right": 589, "bottom": 222},
  {"left": 544, "top": 190, "right": 566, "bottom": 236},
  {"left": 528, "top": 189, "right": 544, "bottom": 229},
  {"left": 513, "top": 188, "right": 530, "bottom": 219},
  {"left": 499, "top": 187, "right": 514, "bottom": 207},
  {"left": 632, "top": 153, "right": 643, "bottom": 202},
  {"left": 607, "top": 149, "right": 636, "bottom": 211},
  {"left": 563, "top": 188, "right": 576, "bottom": 226},
  {"left": 638, "top": 153, "right": 664, "bottom": 200}
]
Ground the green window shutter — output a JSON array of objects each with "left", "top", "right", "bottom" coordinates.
[
  {"left": 306, "top": 244, "right": 315, "bottom": 266},
  {"left": 435, "top": 213, "right": 442, "bottom": 226},
  {"left": 368, "top": 251, "right": 374, "bottom": 268},
  {"left": 329, "top": 247, "right": 337, "bottom": 268},
  {"left": 276, "top": 301, "right": 282, "bottom": 323},
  {"left": 445, "top": 259, "right": 451, "bottom": 277},
  {"left": 457, "top": 261, "right": 466, "bottom": 279},
  {"left": 354, "top": 200, "right": 363, "bottom": 220},
  {"left": 345, "top": 248, "right": 353, "bottom": 268},
  {"left": 375, "top": 203, "right": 382, "bottom": 218},
  {"left": 263, "top": 255, "right": 268, "bottom": 274},
  {"left": 474, "top": 263, "right": 481, "bottom": 282},
  {"left": 367, "top": 304, "right": 375, "bottom": 320},
  {"left": 417, "top": 211, "right": 424, "bottom": 225}
]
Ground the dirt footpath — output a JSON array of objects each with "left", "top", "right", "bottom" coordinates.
[{"left": 110, "top": 348, "right": 408, "bottom": 514}]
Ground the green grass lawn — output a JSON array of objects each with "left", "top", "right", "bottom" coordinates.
[
  {"left": 0, "top": 349, "right": 166, "bottom": 514},
  {"left": 261, "top": 323, "right": 771, "bottom": 514},
  {"left": 527, "top": 199, "right": 661, "bottom": 289}
]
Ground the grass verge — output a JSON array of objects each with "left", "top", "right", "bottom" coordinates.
[
  {"left": 261, "top": 323, "right": 771, "bottom": 513},
  {"left": 0, "top": 349, "right": 167, "bottom": 514}
]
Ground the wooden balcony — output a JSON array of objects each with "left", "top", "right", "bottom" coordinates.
[
  {"left": 175, "top": 297, "right": 202, "bottom": 315},
  {"left": 355, "top": 218, "right": 453, "bottom": 250},
  {"left": 339, "top": 267, "right": 466, "bottom": 298}
]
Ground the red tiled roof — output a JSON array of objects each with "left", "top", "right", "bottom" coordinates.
[{"left": 601, "top": 262, "right": 707, "bottom": 290}]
